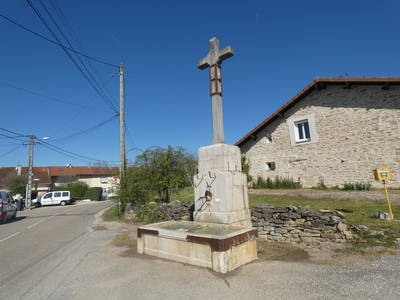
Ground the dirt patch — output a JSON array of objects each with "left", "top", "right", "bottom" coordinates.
[
  {"left": 92, "top": 225, "right": 108, "bottom": 231},
  {"left": 257, "top": 239, "right": 309, "bottom": 262},
  {"left": 119, "top": 247, "right": 138, "bottom": 257},
  {"left": 113, "top": 232, "right": 136, "bottom": 248}
]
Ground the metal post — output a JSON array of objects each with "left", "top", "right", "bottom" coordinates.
[
  {"left": 119, "top": 63, "right": 126, "bottom": 182},
  {"left": 383, "top": 180, "right": 394, "bottom": 220},
  {"left": 25, "top": 134, "right": 36, "bottom": 210}
]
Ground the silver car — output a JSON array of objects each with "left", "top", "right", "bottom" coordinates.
[{"left": 0, "top": 190, "right": 17, "bottom": 224}]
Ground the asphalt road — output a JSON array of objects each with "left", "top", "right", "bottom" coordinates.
[{"left": 0, "top": 201, "right": 111, "bottom": 300}]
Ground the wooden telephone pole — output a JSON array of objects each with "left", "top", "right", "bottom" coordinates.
[
  {"left": 119, "top": 63, "right": 126, "bottom": 181},
  {"left": 25, "top": 134, "right": 35, "bottom": 210}
]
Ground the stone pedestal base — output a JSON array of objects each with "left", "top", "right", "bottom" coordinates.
[
  {"left": 194, "top": 143, "right": 251, "bottom": 227},
  {"left": 137, "top": 221, "right": 258, "bottom": 273}
]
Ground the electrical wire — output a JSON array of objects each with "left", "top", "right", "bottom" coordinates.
[
  {"left": 46, "top": 0, "right": 117, "bottom": 108},
  {"left": 24, "top": 0, "right": 118, "bottom": 113},
  {"left": 0, "top": 133, "right": 27, "bottom": 143},
  {"left": 37, "top": 0, "right": 118, "bottom": 112},
  {"left": 50, "top": 114, "right": 118, "bottom": 142},
  {"left": 0, "top": 80, "right": 109, "bottom": 112},
  {"left": 39, "top": 140, "right": 118, "bottom": 163},
  {"left": 0, "top": 145, "right": 22, "bottom": 159},
  {"left": 0, "top": 127, "right": 27, "bottom": 137},
  {"left": 0, "top": 143, "right": 22, "bottom": 147},
  {"left": 0, "top": 13, "right": 118, "bottom": 68}
]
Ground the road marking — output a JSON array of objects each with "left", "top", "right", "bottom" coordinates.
[
  {"left": 0, "top": 232, "right": 20, "bottom": 243},
  {"left": 27, "top": 220, "right": 45, "bottom": 229}
]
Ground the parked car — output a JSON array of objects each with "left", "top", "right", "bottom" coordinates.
[
  {"left": 0, "top": 190, "right": 17, "bottom": 224},
  {"left": 33, "top": 191, "right": 72, "bottom": 207}
]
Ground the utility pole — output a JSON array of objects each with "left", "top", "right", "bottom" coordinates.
[
  {"left": 119, "top": 63, "right": 126, "bottom": 182},
  {"left": 25, "top": 134, "right": 36, "bottom": 210}
]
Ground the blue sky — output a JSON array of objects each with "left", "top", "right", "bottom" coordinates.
[{"left": 2, "top": 0, "right": 400, "bottom": 166}]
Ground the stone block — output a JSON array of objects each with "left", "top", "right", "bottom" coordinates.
[{"left": 198, "top": 144, "right": 241, "bottom": 173}]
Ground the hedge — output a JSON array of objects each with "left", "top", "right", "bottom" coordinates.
[{"left": 85, "top": 187, "right": 103, "bottom": 201}]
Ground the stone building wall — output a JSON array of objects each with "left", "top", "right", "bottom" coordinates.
[{"left": 240, "top": 84, "right": 400, "bottom": 188}]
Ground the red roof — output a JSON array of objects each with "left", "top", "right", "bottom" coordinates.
[
  {"left": 0, "top": 167, "right": 51, "bottom": 185},
  {"left": 0, "top": 166, "right": 117, "bottom": 186},
  {"left": 48, "top": 166, "right": 117, "bottom": 177},
  {"left": 235, "top": 77, "right": 400, "bottom": 147}
]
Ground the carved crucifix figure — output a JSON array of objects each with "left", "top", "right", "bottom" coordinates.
[{"left": 198, "top": 37, "right": 234, "bottom": 144}]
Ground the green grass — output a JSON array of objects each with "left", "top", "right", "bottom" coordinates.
[
  {"left": 102, "top": 206, "right": 124, "bottom": 222},
  {"left": 171, "top": 186, "right": 193, "bottom": 203},
  {"left": 250, "top": 194, "right": 400, "bottom": 252}
]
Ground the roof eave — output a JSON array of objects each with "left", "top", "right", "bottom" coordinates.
[{"left": 235, "top": 77, "right": 400, "bottom": 147}]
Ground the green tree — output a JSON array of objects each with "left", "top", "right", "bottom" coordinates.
[
  {"left": 120, "top": 146, "right": 196, "bottom": 206},
  {"left": 5, "top": 174, "right": 27, "bottom": 195}
]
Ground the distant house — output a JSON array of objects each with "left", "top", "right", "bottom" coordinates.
[
  {"left": 0, "top": 166, "right": 118, "bottom": 192},
  {"left": 0, "top": 166, "right": 52, "bottom": 191},
  {"left": 236, "top": 77, "right": 400, "bottom": 188}
]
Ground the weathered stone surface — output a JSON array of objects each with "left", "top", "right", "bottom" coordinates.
[
  {"left": 239, "top": 84, "right": 400, "bottom": 188},
  {"left": 373, "top": 211, "right": 390, "bottom": 220},
  {"left": 353, "top": 224, "right": 369, "bottom": 232},
  {"left": 251, "top": 204, "right": 354, "bottom": 244},
  {"left": 194, "top": 144, "right": 251, "bottom": 227}
]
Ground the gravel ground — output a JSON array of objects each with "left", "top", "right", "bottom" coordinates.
[{"left": 49, "top": 221, "right": 400, "bottom": 300}]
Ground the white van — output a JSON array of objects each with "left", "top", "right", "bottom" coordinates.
[{"left": 35, "top": 191, "right": 72, "bottom": 206}]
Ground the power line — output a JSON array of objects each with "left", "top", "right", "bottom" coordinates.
[
  {"left": 0, "top": 127, "right": 27, "bottom": 137},
  {"left": 39, "top": 140, "right": 118, "bottom": 163},
  {"left": 24, "top": 0, "right": 118, "bottom": 113},
  {"left": 0, "top": 80, "right": 109, "bottom": 112},
  {"left": 51, "top": 114, "right": 118, "bottom": 142},
  {"left": 0, "top": 143, "right": 22, "bottom": 147},
  {"left": 46, "top": 0, "right": 118, "bottom": 108},
  {"left": 0, "top": 13, "right": 118, "bottom": 68},
  {"left": 0, "top": 145, "right": 22, "bottom": 159},
  {"left": 37, "top": 0, "right": 118, "bottom": 112}
]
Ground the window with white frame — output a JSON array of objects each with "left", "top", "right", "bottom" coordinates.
[
  {"left": 287, "top": 114, "right": 318, "bottom": 146},
  {"left": 294, "top": 120, "right": 311, "bottom": 143}
]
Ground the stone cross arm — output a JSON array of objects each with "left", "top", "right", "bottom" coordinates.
[{"left": 197, "top": 38, "right": 234, "bottom": 70}]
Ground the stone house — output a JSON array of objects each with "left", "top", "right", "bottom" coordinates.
[
  {"left": 0, "top": 166, "right": 118, "bottom": 192},
  {"left": 236, "top": 77, "right": 400, "bottom": 188}
]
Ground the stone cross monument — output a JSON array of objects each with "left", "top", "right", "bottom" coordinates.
[
  {"left": 194, "top": 37, "right": 251, "bottom": 228},
  {"left": 197, "top": 37, "right": 234, "bottom": 144}
]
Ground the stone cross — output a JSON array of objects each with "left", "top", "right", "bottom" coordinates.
[{"left": 198, "top": 37, "right": 234, "bottom": 144}]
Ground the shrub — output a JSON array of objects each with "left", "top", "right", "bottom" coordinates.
[
  {"left": 241, "top": 156, "right": 253, "bottom": 183},
  {"left": 120, "top": 145, "right": 196, "bottom": 207},
  {"left": 342, "top": 183, "right": 372, "bottom": 191},
  {"left": 253, "top": 176, "right": 301, "bottom": 189},
  {"left": 102, "top": 206, "right": 123, "bottom": 221},
  {"left": 134, "top": 202, "right": 168, "bottom": 224},
  {"left": 85, "top": 187, "right": 103, "bottom": 201},
  {"left": 67, "top": 182, "right": 89, "bottom": 199},
  {"left": 5, "top": 175, "right": 27, "bottom": 195}
]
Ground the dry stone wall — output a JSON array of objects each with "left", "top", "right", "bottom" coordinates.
[{"left": 251, "top": 204, "right": 354, "bottom": 243}]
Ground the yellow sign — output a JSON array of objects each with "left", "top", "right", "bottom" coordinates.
[
  {"left": 373, "top": 168, "right": 394, "bottom": 220},
  {"left": 374, "top": 168, "right": 392, "bottom": 181}
]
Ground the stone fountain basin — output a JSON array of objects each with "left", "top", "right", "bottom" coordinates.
[{"left": 137, "top": 221, "right": 257, "bottom": 273}]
